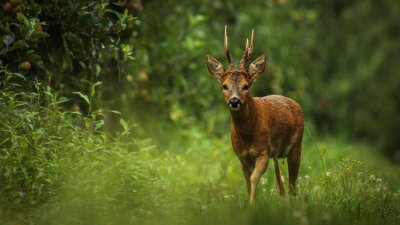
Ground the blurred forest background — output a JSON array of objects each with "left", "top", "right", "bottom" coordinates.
[
  {"left": 1, "top": 0, "right": 400, "bottom": 225},
  {"left": 2, "top": 0, "right": 400, "bottom": 158}
]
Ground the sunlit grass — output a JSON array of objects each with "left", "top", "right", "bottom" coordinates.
[{"left": 29, "top": 128, "right": 400, "bottom": 225}]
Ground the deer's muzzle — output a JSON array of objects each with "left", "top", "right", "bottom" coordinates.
[{"left": 229, "top": 98, "right": 242, "bottom": 111}]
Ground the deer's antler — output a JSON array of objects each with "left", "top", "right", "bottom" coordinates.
[
  {"left": 239, "top": 29, "right": 254, "bottom": 70},
  {"left": 224, "top": 25, "right": 234, "bottom": 70}
]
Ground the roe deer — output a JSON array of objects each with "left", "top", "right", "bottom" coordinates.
[{"left": 206, "top": 26, "right": 304, "bottom": 205}]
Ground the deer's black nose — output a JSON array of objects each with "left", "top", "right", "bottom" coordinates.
[{"left": 229, "top": 98, "right": 241, "bottom": 109}]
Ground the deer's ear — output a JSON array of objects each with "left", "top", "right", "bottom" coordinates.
[
  {"left": 207, "top": 55, "right": 224, "bottom": 81},
  {"left": 248, "top": 54, "right": 266, "bottom": 82}
]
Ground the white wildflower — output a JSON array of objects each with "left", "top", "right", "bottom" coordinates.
[
  {"left": 369, "top": 174, "right": 376, "bottom": 181},
  {"left": 261, "top": 178, "right": 268, "bottom": 185},
  {"left": 224, "top": 194, "right": 231, "bottom": 199},
  {"left": 325, "top": 171, "right": 331, "bottom": 177}
]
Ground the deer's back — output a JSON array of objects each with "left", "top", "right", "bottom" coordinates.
[{"left": 255, "top": 95, "right": 304, "bottom": 158}]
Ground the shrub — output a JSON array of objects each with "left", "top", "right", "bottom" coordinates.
[{"left": 0, "top": 0, "right": 135, "bottom": 108}]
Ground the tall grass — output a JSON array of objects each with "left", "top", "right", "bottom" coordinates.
[{"left": 0, "top": 75, "right": 399, "bottom": 225}]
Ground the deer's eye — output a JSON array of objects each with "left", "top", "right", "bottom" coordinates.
[
  {"left": 222, "top": 85, "right": 228, "bottom": 91},
  {"left": 243, "top": 85, "right": 249, "bottom": 91}
]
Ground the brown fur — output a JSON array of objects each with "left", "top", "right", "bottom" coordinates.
[{"left": 206, "top": 27, "right": 304, "bottom": 205}]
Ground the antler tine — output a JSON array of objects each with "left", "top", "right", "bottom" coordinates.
[
  {"left": 224, "top": 25, "right": 234, "bottom": 70},
  {"left": 249, "top": 29, "right": 254, "bottom": 54},
  {"left": 224, "top": 25, "right": 228, "bottom": 51},
  {"left": 239, "top": 29, "right": 255, "bottom": 70}
]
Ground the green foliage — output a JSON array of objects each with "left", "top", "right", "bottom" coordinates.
[
  {"left": 0, "top": 74, "right": 149, "bottom": 211},
  {"left": 0, "top": 0, "right": 135, "bottom": 106},
  {"left": 0, "top": 74, "right": 79, "bottom": 207}
]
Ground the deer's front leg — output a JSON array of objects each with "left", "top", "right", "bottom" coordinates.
[
  {"left": 249, "top": 154, "right": 269, "bottom": 205},
  {"left": 240, "top": 160, "right": 253, "bottom": 198}
]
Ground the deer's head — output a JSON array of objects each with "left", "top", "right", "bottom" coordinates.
[{"left": 207, "top": 26, "right": 266, "bottom": 111}]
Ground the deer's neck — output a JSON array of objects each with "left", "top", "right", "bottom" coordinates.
[{"left": 230, "top": 95, "right": 258, "bottom": 139}]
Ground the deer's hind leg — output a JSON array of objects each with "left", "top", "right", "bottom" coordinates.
[
  {"left": 287, "top": 135, "right": 303, "bottom": 195},
  {"left": 273, "top": 158, "right": 286, "bottom": 196}
]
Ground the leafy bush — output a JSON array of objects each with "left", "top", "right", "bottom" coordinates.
[
  {"left": 0, "top": 70, "right": 119, "bottom": 204},
  {"left": 0, "top": 0, "right": 135, "bottom": 109},
  {"left": 0, "top": 73, "right": 65, "bottom": 207}
]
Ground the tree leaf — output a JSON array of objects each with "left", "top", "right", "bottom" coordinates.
[
  {"left": 16, "top": 13, "right": 29, "bottom": 25},
  {"left": 3, "top": 35, "right": 14, "bottom": 46},
  {"left": 119, "top": 118, "right": 129, "bottom": 134},
  {"left": 94, "top": 119, "right": 105, "bottom": 131},
  {"left": 93, "top": 81, "right": 103, "bottom": 87},
  {"left": 72, "top": 92, "right": 90, "bottom": 105},
  {"left": 13, "top": 40, "right": 29, "bottom": 50},
  {"left": 30, "top": 31, "right": 50, "bottom": 39}
]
